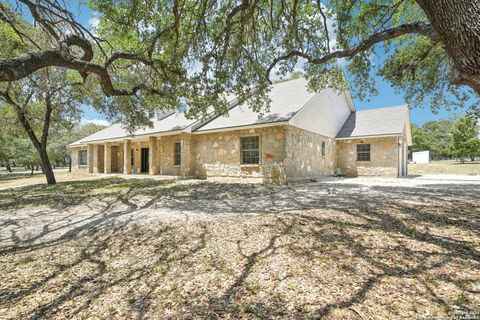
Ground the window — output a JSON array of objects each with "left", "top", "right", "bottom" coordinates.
[
  {"left": 79, "top": 150, "right": 87, "bottom": 165},
  {"left": 321, "top": 141, "right": 326, "bottom": 157},
  {"left": 131, "top": 149, "right": 134, "bottom": 166},
  {"left": 174, "top": 142, "right": 181, "bottom": 166},
  {"left": 357, "top": 144, "right": 371, "bottom": 161},
  {"left": 241, "top": 136, "right": 260, "bottom": 164},
  {"left": 148, "top": 109, "right": 155, "bottom": 118}
]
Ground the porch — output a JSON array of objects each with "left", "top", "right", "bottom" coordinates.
[{"left": 80, "top": 134, "right": 192, "bottom": 177}]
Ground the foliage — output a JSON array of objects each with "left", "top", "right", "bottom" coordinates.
[
  {"left": 413, "top": 116, "right": 480, "bottom": 161},
  {"left": 85, "top": 0, "right": 478, "bottom": 116},
  {"left": 449, "top": 115, "right": 480, "bottom": 162},
  {"left": 1, "top": 0, "right": 479, "bottom": 130},
  {"left": 412, "top": 118, "right": 457, "bottom": 159},
  {"left": 411, "top": 124, "right": 435, "bottom": 153},
  {"left": 0, "top": 111, "right": 106, "bottom": 168},
  {"left": 422, "top": 119, "right": 454, "bottom": 157},
  {"left": 47, "top": 122, "right": 107, "bottom": 166}
]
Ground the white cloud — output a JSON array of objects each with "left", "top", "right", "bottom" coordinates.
[
  {"left": 88, "top": 16, "right": 99, "bottom": 29},
  {"left": 81, "top": 119, "right": 110, "bottom": 126}
]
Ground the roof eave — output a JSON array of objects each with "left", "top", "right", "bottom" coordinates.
[
  {"left": 336, "top": 133, "right": 402, "bottom": 140},
  {"left": 193, "top": 121, "right": 290, "bottom": 134},
  {"left": 68, "top": 129, "right": 185, "bottom": 147}
]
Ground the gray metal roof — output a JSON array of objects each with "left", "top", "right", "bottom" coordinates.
[
  {"left": 71, "top": 80, "right": 410, "bottom": 147},
  {"left": 70, "top": 111, "right": 199, "bottom": 146},
  {"left": 70, "top": 78, "right": 317, "bottom": 145},
  {"left": 195, "top": 78, "right": 315, "bottom": 132},
  {"left": 336, "top": 105, "right": 409, "bottom": 138}
]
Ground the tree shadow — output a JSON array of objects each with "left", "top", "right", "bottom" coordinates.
[{"left": 0, "top": 178, "right": 479, "bottom": 319}]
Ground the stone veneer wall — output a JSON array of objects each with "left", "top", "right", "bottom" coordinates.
[
  {"left": 336, "top": 136, "right": 399, "bottom": 177},
  {"left": 71, "top": 146, "right": 87, "bottom": 171},
  {"left": 284, "top": 126, "right": 336, "bottom": 181},
  {"left": 192, "top": 126, "right": 287, "bottom": 183},
  {"left": 157, "top": 134, "right": 184, "bottom": 176}
]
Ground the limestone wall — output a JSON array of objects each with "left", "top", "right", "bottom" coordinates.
[
  {"left": 71, "top": 146, "right": 88, "bottom": 171},
  {"left": 192, "top": 126, "right": 287, "bottom": 183},
  {"left": 336, "top": 137, "right": 399, "bottom": 177},
  {"left": 72, "top": 125, "right": 402, "bottom": 180},
  {"left": 284, "top": 126, "right": 336, "bottom": 181},
  {"left": 156, "top": 135, "right": 184, "bottom": 176}
]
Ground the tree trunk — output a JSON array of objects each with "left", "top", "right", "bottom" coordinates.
[
  {"left": 69, "top": 157, "right": 72, "bottom": 173},
  {"left": 6, "top": 163, "right": 12, "bottom": 172},
  {"left": 2, "top": 89, "right": 57, "bottom": 185},
  {"left": 31, "top": 166, "right": 34, "bottom": 175},
  {"left": 416, "top": 0, "right": 480, "bottom": 93},
  {"left": 39, "top": 148, "right": 56, "bottom": 184}
]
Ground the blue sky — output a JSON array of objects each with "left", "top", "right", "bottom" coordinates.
[{"left": 47, "top": 3, "right": 471, "bottom": 126}]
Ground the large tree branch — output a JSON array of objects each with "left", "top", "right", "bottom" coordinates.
[
  {"left": 266, "top": 21, "right": 440, "bottom": 83},
  {"left": 316, "top": 0, "right": 330, "bottom": 53},
  {"left": 41, "top": 91, "right": 53, "bottom": 148},
  {"left": 0, "top": 35, "right": 167, "bottom": 97}
]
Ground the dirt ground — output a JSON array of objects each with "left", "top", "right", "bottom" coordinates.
[{"left": 0, "top": 177, "right": 479, "bottom": 319}]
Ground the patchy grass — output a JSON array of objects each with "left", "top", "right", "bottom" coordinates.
[
  {"left": 409, "top": 160, "right": 480, "bottom": 175},
  {"left": 0, "top": 169, "right": 94, "bottom": 189},
  {"left": 0, "top": 179, "right": 479, "bottom": 319}
]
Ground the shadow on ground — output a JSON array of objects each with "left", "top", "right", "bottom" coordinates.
[{"left": 0, "top": 178, "right": 479, "bottom": 319}]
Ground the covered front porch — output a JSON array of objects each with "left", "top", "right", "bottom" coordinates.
[{"left": 78, "top": 133, "right": 193, "bottom": 177}]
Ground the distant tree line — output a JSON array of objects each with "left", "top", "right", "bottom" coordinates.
[
  {"left": 0, "top": 122, "right": 106, "bottom": 174},
  {"left": 412, "top": 115, "right": 480, "bottom": 163}
]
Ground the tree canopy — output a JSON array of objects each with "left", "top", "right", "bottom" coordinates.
[
  {"left": 411, "top": 116, "right": 479, "bottom": 161},
  {"left": 449, "top": 115, "right": 480, "bottom": 163},
  {"left": 0, "top": 0, "right": 479, "bottom": 126}
]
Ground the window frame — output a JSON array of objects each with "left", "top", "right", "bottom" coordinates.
[
  {"left": 356, "top": 143, "right": 371, "bottom": 162},
  {"left": 174, "top": 141, "right": 182, "bottom": 166},
  {"left": 240, "top": 135, "right": 260, "bottom": 165},
  {"left": 78, "top": 150, "right": 87, "bottom": 166}
]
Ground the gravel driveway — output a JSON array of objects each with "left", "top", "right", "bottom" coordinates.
[{"left": 1, "top": 175, "right": 478, "bottom": 246}]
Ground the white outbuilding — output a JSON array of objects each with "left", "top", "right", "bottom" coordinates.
[{"left": 412, "top": 151, "right": 430, "bottom": 164}]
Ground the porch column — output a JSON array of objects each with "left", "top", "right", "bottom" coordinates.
[
  {"left": 87, "top": 144, "right": 94, "bottom": 173},
  {"left": 93, "top": 144, "right": 99, "bottom": 173},
  {"left": 180, "top": 133, "right": 192, "bottom": 177},
  {"left": 104, "top": 142, "right": 112, "bottom": 174},
  {"left": 149, "top": 136, "right": 159, "bottom": 175},
  {"left": 123, "top": 139, "right": 132, "bottom": 174}
]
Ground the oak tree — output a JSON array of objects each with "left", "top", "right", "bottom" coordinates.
[{"left": 1, "top": 0, "right": 479, "bottom": 117}]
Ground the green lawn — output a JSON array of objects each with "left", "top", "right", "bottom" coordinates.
[
  {"left": 409, "top": 160, "right": 480, "bottom": 175},
  {"left": 0, "top": 178, "right": 479, "bottom": 319}
]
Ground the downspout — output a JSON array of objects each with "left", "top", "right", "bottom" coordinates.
[{"left": 397, "top": 136, "right": 400, "bottom": 177}]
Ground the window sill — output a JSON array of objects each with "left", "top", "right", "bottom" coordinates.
[
  {"left": 240, "top": 164, "right": 260, "bottom": 167},
  {"left": 356, "top": 161, "right": 371, "bottom": 163}
]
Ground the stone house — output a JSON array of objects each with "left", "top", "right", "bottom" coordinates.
[{"left": 70, "top": 78, "right": 412, "bottom": 182}]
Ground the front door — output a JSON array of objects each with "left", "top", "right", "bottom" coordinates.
[{"left": 141, "top": 148, "right": 149, "bottom": 173}]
